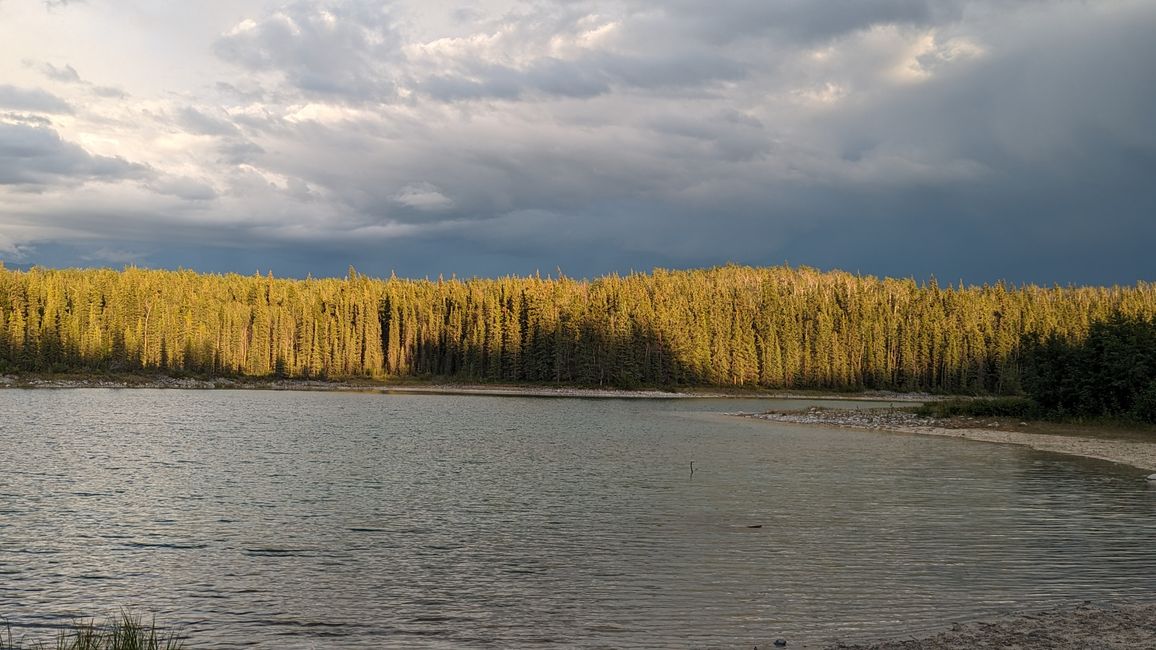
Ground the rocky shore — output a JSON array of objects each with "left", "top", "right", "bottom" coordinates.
[
  {"left": 828, "top": 601, "right": 1156, "bottom": 649},
  {"left": 746, "top": 407, "right": 1156, "bottom": 473}
]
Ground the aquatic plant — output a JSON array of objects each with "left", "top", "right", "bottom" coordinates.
[{"left": 0, "top": 613, "right": 184, "bottom": 650}]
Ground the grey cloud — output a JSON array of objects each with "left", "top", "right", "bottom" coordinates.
[
  {"left": 214, "top": 1, "right": 401, "bottom": 100},
  {"left": 0, "top": 85, "right": 72, "bottom": 114},
  {"left": 217, "top": 140, "right": 266, "bottom": 165},
  {"left": 0, "top": 121, "right": 147, "bottom": 186},
  {"left": 416, "top": 51, "right": 744, "bottom": 102},
  {"left": 214, "top": 81, "right": 270, "bottom": 103},
  {"left": 523, "top": 58, "right": 611, "bottom": 98},
  {"left": 420, "top": 70, "right": 523, "bottom": 102},
  {"left": 451, "top": 7, "right": 483, "bottom": 25},
  {"left": 80, "top": 247, "right": 148, "bottom": 265},
  {"left": 178, "top": 106, "right": 240, "bottom": 136},
  {"left": 39, "top": 62, "right": 82, "bottom": 83},
  {"left": 646, "top": 111, "right": 770, "bottom": 162},
  {"left": 1, "top": 112, "right": 53, "bottom": 127},
  {"left": 821, "top": 2, "right": 1156, "bottom": 181},
  {"left": 280, "top": 3, "right": 1149, "bottom": 282},
  {"left": 8, "top": 0, "right": 1155, "bottom": 287},
  {"left": 593, "top": 51, "right": 746, "bottom": 90},
  {"left": 622, "top": 0, "right": 957, "bottom": 45},
  {"left": 91, "top": 85, "right": 128, "bottom": 99},
  {"left": 149, "top": 176, "right": 218, "bottom": 201}
]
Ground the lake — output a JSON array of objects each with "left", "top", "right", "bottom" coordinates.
[{"left": 1, "top": 389, "right": 1154, "bottom": 648}]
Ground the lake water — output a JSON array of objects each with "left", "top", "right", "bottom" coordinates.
[{"left": 1, "top": 390, "right": 1154, "bottom": 648}]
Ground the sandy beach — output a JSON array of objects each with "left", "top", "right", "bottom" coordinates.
[{"left": 746, "top": 408, "right": 1156, "bottom": 473}]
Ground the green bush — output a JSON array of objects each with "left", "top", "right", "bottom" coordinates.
[{"left": 916, "top": 397, "right": 1040, "bottom": 419}]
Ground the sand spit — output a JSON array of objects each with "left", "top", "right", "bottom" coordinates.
[
  {"left": 746, "top": 408, "right": 1156, "bottom": 473},
  {"left": 828, "top": 601, "right": 1156, "bottom": 649}
]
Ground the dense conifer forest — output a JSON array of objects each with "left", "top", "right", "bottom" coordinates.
[{"left": 1, "top": 264, "right": 1155, "bottom": 395}]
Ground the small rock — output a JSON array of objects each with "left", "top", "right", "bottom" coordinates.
[{"left": 774, "top": 640, "right": 787, "bottom": 647}]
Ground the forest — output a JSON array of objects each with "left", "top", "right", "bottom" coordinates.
[{"left": 1, "top": 264, "right": 1155, "bottom": 397}]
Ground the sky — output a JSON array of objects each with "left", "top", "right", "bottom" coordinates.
[{"left": 0, "top": 0, "right": 1153, "bottom": 285}]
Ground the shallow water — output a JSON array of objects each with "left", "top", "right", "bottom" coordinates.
[{"left": 1, "top": 390, "right": 1154, "bottom": 648}]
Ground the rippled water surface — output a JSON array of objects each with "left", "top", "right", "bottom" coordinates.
[{"left": 1, "top": 389, "right": 1155, "bottom": 648}]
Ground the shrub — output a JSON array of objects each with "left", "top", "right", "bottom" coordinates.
[{"left": 916, "top": 397, "right": 1040, "bottom": 419}]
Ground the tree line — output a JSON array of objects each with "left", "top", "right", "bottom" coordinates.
[
  {"left": 1021, "top": 315, "right": 1156, "bottom": 421},
  {"left": 1, "top": 264, "right": 1154, "bottom": 394}
]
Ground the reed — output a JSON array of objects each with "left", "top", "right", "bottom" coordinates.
[{"left": 1, "top": 613, "right": 184, "bottom": 650}]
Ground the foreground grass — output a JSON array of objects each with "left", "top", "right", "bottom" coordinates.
[{"left": 1, "top": 613, "right": 184, "bottom": 650}]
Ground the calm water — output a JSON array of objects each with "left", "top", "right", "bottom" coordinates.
[{"left": 1, "top": 390, "right": 1154, "bottom": 648}]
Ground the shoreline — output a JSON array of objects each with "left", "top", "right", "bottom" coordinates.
[
  {"left": 0, "top": 373, "right": 933, "bottom": 401},
  {"left": 745, "top": 408, "right": 1156, "bottom": 473}
]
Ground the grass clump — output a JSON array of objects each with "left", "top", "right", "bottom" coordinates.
[{"left": 2, "top": 613, "right": 184, "bottom": 650}]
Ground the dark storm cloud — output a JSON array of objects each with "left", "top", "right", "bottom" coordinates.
[
  {"left": 213, "top": 0, "right": 401, "bottom": 100},
  {"left": 0, "top": 121, "right": 147, "bottom": 187},
  {"left": 205, "top": 1, "right": 1153, "bottom": 283},
  {"left": 8, "top": 0, "right": 1153, "bottom": 285},
  {"left": 0, "top": 85, "right": 72, "bottom": 114}
]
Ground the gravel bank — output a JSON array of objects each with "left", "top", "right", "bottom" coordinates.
[{"left": 747, "top": 408, "right": 1156, "bottom": 472}]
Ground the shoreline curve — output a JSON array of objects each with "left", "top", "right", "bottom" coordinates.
[{"left": 744, "top": 409, "right": 1156, "bottom": 473}]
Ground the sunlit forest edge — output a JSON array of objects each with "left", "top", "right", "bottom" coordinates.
[{"left": 2, "top": 264, "right": 1155, "bottom": 405}]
